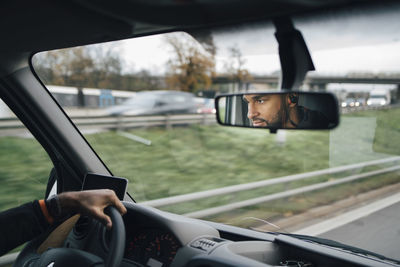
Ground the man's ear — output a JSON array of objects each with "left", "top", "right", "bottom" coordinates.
[{"left": 286, "top": 93, "right": 298, "bottom": 107}]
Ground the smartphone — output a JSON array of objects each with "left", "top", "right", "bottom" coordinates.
[{"left": 82, "top": 173, "right": 128, "bottom": 200}]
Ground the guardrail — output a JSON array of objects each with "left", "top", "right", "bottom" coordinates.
[
  {"left": 141, "top": 156, "right": 400, "bottom": 218},
  {"left": 0, "top": 113, "right": 217, "bottom": 131},
  {"left": 184, "top": 165, "right": 400, "bottom": 218},
  {"left": 0, "top": 103, "right": 398, "bottom": 131}
]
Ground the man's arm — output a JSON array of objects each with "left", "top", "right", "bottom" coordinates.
[
  {"left": 0, "top": 200, "right": 49, "bottom": 256},
  {"left": 0, "top": 189, "right": 126, "bottom": 256}
]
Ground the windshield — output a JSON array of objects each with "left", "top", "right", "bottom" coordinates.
[{"left": 32, "top": 5, "right": 400, "bottom": 262}]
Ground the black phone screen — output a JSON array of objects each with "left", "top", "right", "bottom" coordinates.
[{"left": 82, "top": 173, "right": 128, "bottom": 200}]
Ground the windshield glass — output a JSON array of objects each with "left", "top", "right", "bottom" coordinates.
[{"left": 32, "top": 5, "right": 400, "bottom": 262}]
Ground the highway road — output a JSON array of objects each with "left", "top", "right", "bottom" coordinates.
[
  {"left": 295, "top": 192, "right": 400, "bottom": 262},
  {"left": 320, "top": 202, "right": 400, "bottom": 262}
]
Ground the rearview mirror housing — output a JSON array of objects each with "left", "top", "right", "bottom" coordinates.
[{"left": 215, "top": 91, "right": 339, "bottom": 130}]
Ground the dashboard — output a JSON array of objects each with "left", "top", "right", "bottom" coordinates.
[
  {"left": 64, "top": 202, "right": 398, "bottom": 267},
  {"left": 124, "top": 227, "right": 180, "bottom": 266}
]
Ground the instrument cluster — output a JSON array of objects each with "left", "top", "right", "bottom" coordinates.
[{"left": 125, "top": 227, "right": 180, "bottom": 267}]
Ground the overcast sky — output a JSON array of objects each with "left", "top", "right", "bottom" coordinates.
[
  {"left": 118, "top": 5, "right": 400, "bottom": 76},
  {"left": 120, "top": 35, "right": 400, "bottom": 76}
]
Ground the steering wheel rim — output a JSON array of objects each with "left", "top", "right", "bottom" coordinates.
[
  {"left": 104, "top": 205, "right": 125, "bottom": 267},
  {"left": 14, "top": 205, "right": 125, "bottom": 267}
]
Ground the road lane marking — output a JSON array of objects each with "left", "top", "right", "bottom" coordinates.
[{"left": 294, "top": 191, "right": 400, "bottom": 236}]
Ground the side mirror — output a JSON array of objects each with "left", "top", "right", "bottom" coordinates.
[{"left": 215, "top": 91, "right": 339, "bottom": 130}]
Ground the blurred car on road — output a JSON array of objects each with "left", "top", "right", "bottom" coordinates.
[
  {"left": 107, "top": 90, "right": 198, "bottom": 116},
  {"left": 196, "top": 98, "right": 216, "bottom": 114},
  {"left": 341, "top": 98, "right": 356, "bottom": 108},
  {"left": 355, "top": 98, "right": 366, "bottom": 107}
]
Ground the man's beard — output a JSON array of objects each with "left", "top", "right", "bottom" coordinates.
[{"left": 251, "top": 108, "right": 283, "bottom": 128}]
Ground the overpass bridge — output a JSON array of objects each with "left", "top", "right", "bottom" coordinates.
[{"left": 212, "top": 75, "right": 400, "bottom": 91}]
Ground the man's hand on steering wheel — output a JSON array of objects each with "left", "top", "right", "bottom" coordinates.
[
  {"left": 51, "top": 189, "right": 127, "bottom": 228},
  {"left": 15, "top": 189, "right": 127, "bottom": 267}
]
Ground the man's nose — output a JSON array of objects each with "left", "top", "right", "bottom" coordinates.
[{"left": 247, "top": 104, "right": 259, "bottom": 119}]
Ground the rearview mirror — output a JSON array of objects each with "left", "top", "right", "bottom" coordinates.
[{"left": 216, "top": 92, "right": 339, "bottom": 130}]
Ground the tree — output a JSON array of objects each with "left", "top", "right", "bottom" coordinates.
[
  {"left": 224, "top": 44, "right": 252, "bottom": 90},
  {"left": 33, "top": 44, "right": 165, "bottom": 92},
  {"left": 33, "top": 47, "right": 95, "bottom": 87},
  {"left": 120, "top": 70, "right": 164, "bottom": 91},
  {"left": 89, "top": 44, "right": 123, "bottom": 89},
  {"left": 164, "top": 33, "right": 215, "bottom": 92},
  {"left": 33, "top": 44, "right": 124, "bottom": 89}
]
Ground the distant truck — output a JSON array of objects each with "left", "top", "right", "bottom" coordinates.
[{"left": 367, "top": 88, "right": 391, "bottom": 106}]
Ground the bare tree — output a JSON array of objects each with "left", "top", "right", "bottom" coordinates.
[
  {"left": 33, "top": 44, "right": 164, "bottom": 92},
  {"left": 33, "top": 45, "right": 124, "bottom": 88},
  {"left": 224, "top": 44, "right": 252, "bottom": 90},
  {"left": 89, "top": 44, "right": 123, "bottom": 89},
  {"left": 164, "top": 33, "right": 215, "bottom": 92},
  {"left": 34, "top": 47, "right": 92, "bottom": 106}
]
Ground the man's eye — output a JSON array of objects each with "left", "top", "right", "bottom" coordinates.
[{"left": 256, "top": 99, "right": 265, "bottom": 104}]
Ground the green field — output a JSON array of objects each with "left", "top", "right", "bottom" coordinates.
[
  {"left": 87, "top": 125, "right": 332, "bottom": 201},
  {"left": 88, "top": 108, "right": 400, "bottom": 202},
  {"left": 0, "top": 137, "right": 51, "bottom": 211},
  {"left": 1, "top": 107, "right": 400, "bottom": 222}
]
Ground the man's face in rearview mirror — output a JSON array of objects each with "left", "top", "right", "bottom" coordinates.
[
  {"left": 218, "top": 92, "right": 336, "bottom": 129},
  {"left": 242, "top": 93, "right": 329, "bottom": 129},
  {"left": 243, "top": 93, "right": 301, "bottom": 128},
  {"left": 243, "top": 94, "right": 284, "bottom": 128}
]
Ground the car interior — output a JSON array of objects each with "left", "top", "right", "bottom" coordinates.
[{"left": 1, "top": 0, "right": 400, "bottom": 267}]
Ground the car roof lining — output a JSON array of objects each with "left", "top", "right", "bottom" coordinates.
[{"left": 0, "top": 0, "right": 394, "bottom": 54}]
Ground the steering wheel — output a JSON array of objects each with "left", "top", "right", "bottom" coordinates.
[{"left": 14, "top": 206, "right": 125, "bottom": 267}]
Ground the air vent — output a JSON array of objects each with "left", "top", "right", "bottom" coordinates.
[{"left": 190, "top": 237, "right": 227, "bottom": 252}]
